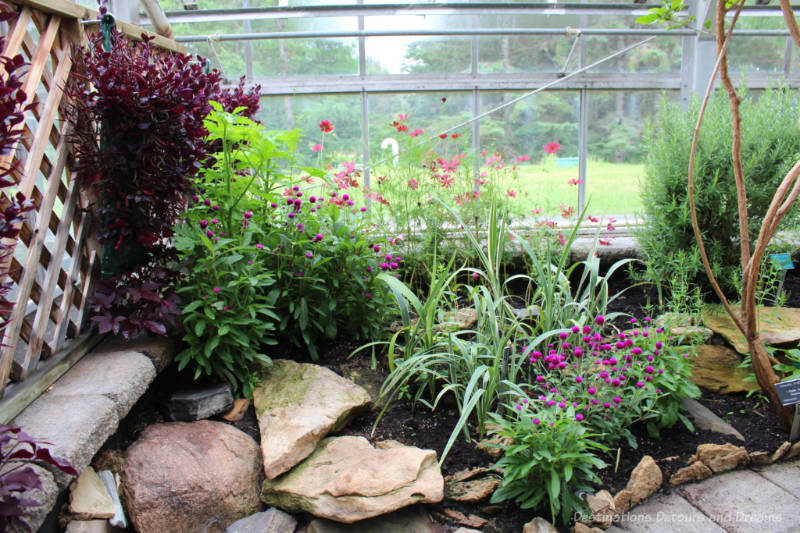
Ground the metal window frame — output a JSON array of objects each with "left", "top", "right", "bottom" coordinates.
[{"left": 148, "top": 0, "right": 800, "bottom": 213}]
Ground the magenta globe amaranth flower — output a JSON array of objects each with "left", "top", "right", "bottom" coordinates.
[
  {"left": 206, "top": 230, "right": 214, "bottom": 238},
  {"left": 200, "top": 219, "right": 209, "bottom": 229},
  {"left": 244, "top": 211, "right": 252, "bottom": 219},
  {"left": 305, "top": 251, "right": 313, "bottom": 258},
  {"left": 213, "top": 287, "right": 220, "bottom": 293}
]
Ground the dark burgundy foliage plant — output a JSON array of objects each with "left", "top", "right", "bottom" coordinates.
[
  {"left": 67, "top": 26, "right": 226, "bottom": 338},
  {"left": 0, "top": 3, "right": 35, "bottom": 332},
  {"left": 0, "top": 424, "right": 78, "bottom": 533},
  {"left": 88, "top": 262, "right": 182, "bottom": 340},
  {"left": 67, "top": 30, "right": 222, "bottom": 252},
  {"left": 216, "top": 76, "right": 261, "bottom": 119}
]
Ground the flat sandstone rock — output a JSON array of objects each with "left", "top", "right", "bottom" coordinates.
[
  {"left": 261, "top": 436, "right": 443, "bottom": 523},
  {"left": 253, "top": 360, "right": 371, "bottom": 479},
  {"left": 702, "top": 305, "right": 800, "bottom": 354}
]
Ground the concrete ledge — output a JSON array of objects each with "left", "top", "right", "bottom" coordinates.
[
  {"left": 45, "top": 350, "right": 156, "bottom": 420},
  {"left": 12, "top": 394, "right": 119, "bottom": 489},
  {"left": 94, "top": 335, "right": 178, "bottom": 373},
  {"left": 8, "top": 336, "right": 176, "bottom": 532}
]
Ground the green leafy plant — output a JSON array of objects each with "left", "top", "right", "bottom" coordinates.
[
  {"left": 488, "top": 403, "right": 607, "bottom": 525},
  {"left": 174, "top": 233, "right": 278, "bottom": 397},
  {"left": 179, "top": 106, "right": 393, "bottom": 366},
  {"left": 638, "top": 87, "right": 800, "bottom": 300},
  {"left": 636, "top": 0, "right": 693, "bottom": 29},
  {"left": 523, "top": 315, "right": 699, "bottom": 448}
]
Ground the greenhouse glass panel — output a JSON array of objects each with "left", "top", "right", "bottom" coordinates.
[
  {"left": 585, "top": 90, "right": 679, "bottom": 216},
  {"left": 478, "top": 35, "right": 575, "bottom": 74},
  {"left": 257, "top": 93, "right": 363, "bottom": 165},
  {"left": 480, "top": 90, "right": 579, "bottom": 219},
  {"left": 583, "top": 35, "right": 682, "bottom": 74},
  {"left": 367, "top": 36, "right": 472, "bottom": 75}
]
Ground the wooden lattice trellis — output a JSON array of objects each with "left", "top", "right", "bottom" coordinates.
[{"left": 0, "top": 0, "right": 184, "bottom": 407}]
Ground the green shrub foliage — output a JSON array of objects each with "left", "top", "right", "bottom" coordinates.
[{"left": 638, "top": 87, "right": 800, "bottom": 297}]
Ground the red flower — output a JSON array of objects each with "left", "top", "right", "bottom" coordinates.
[
  {"left": 439, "top": 133, "right": 448, "bottom": 139},
  {"left": 319, "top": 120, "right": 334, "bottom": 133},
  {"left": 568, "top": 178, "right": 583, "bottom": 186},
  {"left": 451, "top": 133, "right": 460, "bottom": 139},
  {"left": 588, "top": 215, "right": 599, "bottom": 223},
  {"left": 441, "top": 97, "right": 447, "bottom": 103},
  {"left": 397, "top": 124, "right": 408, "bottom": 132},
  {"left": 543, "top": 141, "right": 561, "bottom": 154}
]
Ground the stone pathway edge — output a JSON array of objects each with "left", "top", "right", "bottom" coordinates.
[{"left": 607, "top": 459, "right": 800, "bottom": 533}]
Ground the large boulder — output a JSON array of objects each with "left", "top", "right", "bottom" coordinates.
[
  {"left": 261, "top": 436, "right": 443, "bottom": 523},
  {"left": 253, "top": 360, "right": 371, "bottom": 479},
  {"left": 122, "top": 421, "right": 262, "bottom": 533}
]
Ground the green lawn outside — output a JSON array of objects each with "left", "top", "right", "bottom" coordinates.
[
  {"left": 511, "top": 159, "right": 645, "bottom": 217},
  {"left": 362, "top": 158, "right": 645, "bottom": 223}
]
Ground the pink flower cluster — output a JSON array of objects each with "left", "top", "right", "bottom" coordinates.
[{"left": 515, "top": 316, "right": 680, "bottom": 430}]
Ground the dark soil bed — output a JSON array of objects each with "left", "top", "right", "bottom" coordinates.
[{"left": 97, "top": 267, "right": 800, "bottom": 533}]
